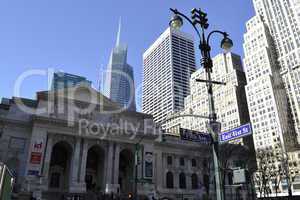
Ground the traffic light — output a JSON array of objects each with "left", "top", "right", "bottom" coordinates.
[
  {"left": 191, "top": 8, "right": 209, "bottom": 29},
  {"left": 191, "top": 8, "right": 201, "bottom": 25}
]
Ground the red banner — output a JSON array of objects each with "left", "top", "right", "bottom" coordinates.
[{"left": 30, "top": 152, "right": 42, "bottom": 164}]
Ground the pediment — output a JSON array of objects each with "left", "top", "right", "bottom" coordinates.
[{"left": 36, "top": 84, "right": 121, "bottom": 110}]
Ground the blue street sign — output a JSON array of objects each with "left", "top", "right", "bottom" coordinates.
[
  {"left": 27, "top": 170, "right": 39, "bottom": 176},
  {"left": 180, "top": 128, "right": 212, "bottom": 144},
  {"left": 219, "top": 123, "right": 252, "bottom": 143}
]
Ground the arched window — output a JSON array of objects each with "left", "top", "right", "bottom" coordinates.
[
  {"left": 166, "top": 171, "right": 174, "bottom": 188},
  {"left": 191, "top": 159, "right": 197, "bottom": 167},
  {"left": 203, "top": 174, "right": 210, "bottom": 194},
  {"left": 179, "top": 172, "right": 186, "bottom": 189},
  {"left": 167, "top": 156, "right": 172, "bottom": 165},
  {"left": 191, "top": 173, "right": 198, "bottom": 189},
  {"left": 180, "top": 157, "right": 185, "bottom": 166}
]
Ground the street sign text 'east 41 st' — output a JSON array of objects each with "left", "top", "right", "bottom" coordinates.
[
  {"left": 180, "top": 128, "right": 212, "bottom": 144},
  {"left": 219, "top": 123, "right": 252, "bottom": 143}
]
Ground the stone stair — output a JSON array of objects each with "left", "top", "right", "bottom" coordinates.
[{"left": 42, "top": 191, "right": 98, "bottom": 200}]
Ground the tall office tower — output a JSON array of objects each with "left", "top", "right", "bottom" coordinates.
[
  {"left": 165, "top": 52, "right": 252, "bottom": 145},
  {"left": 103, "top": 20, "right": 136, "bottom": 111},
  {"left": 252, "top": 0, "right": 300, "bottom": 141},
  {"left": 244, "top": 15, "right": 298, "bottom": 157},
  {"left": 51, "top": 72, "right": 92, "bottom": 91},
  {"left": 142, "top": 27, "right": 196, "bottom": 123}
]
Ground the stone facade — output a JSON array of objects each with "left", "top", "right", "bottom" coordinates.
[{"left": 0, "top": 85, "right": 222, "bottom": 200}]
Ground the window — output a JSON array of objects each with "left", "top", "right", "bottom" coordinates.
[
  {"left": 191, "top": 174, "right": 198, "bottom": 189},
  {"left": 228, "top": 172, "right": 233, "bottom": 185},
  {"left": 180, "top": 157, "right": 185, "bottom": 166},
  {"left": 202, "top": 159, "right": 208, "bottom": 168},
  {"left": 192, "top": 159, "right": 197, "bottom": 167},
  {"left": 167, "top": 156, "right": 172, "bottom": 165},
  {"left": 179, "top": 172, "right": 186, "bottom": 189},
  {"left": 9, "top": 137, "right": 26, "bottom": 151},
  {"left": 203, "top": 174, "right": 210, "bottom": 193},
  {"left": 166, "top": 171, "right": 174, "bottom": 189}
]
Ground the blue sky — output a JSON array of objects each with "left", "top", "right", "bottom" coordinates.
[{"left": 0, "top": 0, "right": 255, "bottom": 110}]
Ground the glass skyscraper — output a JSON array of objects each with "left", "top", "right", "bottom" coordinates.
[
  {"left": 51, "top": 72, "right": 92, "bottom": 91},
  {"left": 102, "top": 20, "right": 136, "bottom": 111}
]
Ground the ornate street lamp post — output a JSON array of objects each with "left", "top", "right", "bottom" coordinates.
[{"left": 169, "top": 8, "right": 233, "bottom": 200}]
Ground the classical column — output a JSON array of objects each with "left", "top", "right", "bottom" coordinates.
[
  {"left": 187, "top": 158, "right": 192, "bottom": 172},
  {"left": 105, "top": 142, "right": 114, "bottom": 184},
  {"left": 69, "top": 137, "right": 82, "bottom": 192},
  {"left": 113, "top": 143, "right": 120, "bottom": 184},
  {"left": 41, "top": 135, "right": 53, "bottom": 189},
  {"left": 186, "top": 173, "right": 192, "bottom": 190},
  {"left": 155, "top": 151, "right": 163, "bottom": 190},
  {"left": 79, "top": 139, "right": 89, "bottom": 182},
  {"left": 174, "top": 171, "right": 179, "bottom": 189},
  {"left": 71, "top": 138, "right": 81, "bottom": 181}
]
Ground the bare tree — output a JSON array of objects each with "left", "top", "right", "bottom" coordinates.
[
  {"left": 255, "top": 149, "right": 272, "bottom": 198},
  {"left": 276, "top": 148, "right": 295, "bottom": 198},
  {"left": 218, "top": 143, "right": 255, "bottom": 200},
  {"left": 269, "top": 164, "right": 283, "bottom": 197},
  {"left": 254, "top": 148, "right": 290, "bottom": 198}
]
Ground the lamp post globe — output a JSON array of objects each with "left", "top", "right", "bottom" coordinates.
[
  {"left": 220, "top": 37, "right": 233, "bottom": 51},
  {"left": 169, "top": 14, "right": 183, "bottom": 29}
]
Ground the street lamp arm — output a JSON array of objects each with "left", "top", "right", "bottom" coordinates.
[
  {"left": 170, "top": 8, "right": 201, "bottom": 39},
  {"left": 207, "top": 30, "right": 228, "bottom": 47}
]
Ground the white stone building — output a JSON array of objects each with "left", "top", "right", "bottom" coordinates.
[
  {"left": 243, "top": 15, "right": 300, "bottom": 195},
  {"left": 243, "top": 15, "right": 297, "bottom": 151},
  {"left": 252, "top": 0, "right": 300, "bottom": 143},
  {"left": 0, "top": 85, "right": 221, "bottom": 200},
  {"left": 164, "top": 52, "right": 252, "bottom": 146},
  {"left": 142, "top": 27, "right": 196, "bottom": 124}
]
